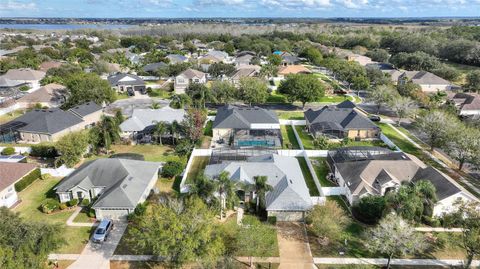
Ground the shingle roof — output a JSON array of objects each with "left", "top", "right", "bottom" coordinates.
[
  {"left": 120, "top": 107, "right": 186, "bottom": 132},
  {"left": 68, "top": 102, "right": 102, "bottom": 117},
  {"left": 55, "top": 158, "right": 161, "bottom": 209},
  {"left": 213, "top": 105, "right": 279, "bottom": 129},
  {"left": 278, "top": 65, "right": 312, "bottom": 75},
  {"left": 143, "top": 62, "right": 168, "bottom": 72},
  {"left": 107, "top": 73, "right": 145, "bottom": 86},
  {"left": 451, "top": 92, "right": 480, "bottom": 112},
  {"left": 16, "top": 108, "right": 84, "bottom": 134},
  {"left": 204, "top": 154, "right": 312, "bottom": 211},
  {"left": 412, "top": 167, "right": 461, "bottom": 200},
  {"left": 0, "top": 162, "right": 37, "bottom": 192},
  {"left": 178, "top": 68, "right": 206, "bottom": 80},
  {"left": 16, "top": 83, "right": 66, "bottom": 104},
  {"left": 166, "top": 54, "right": 187, "bottom": 64},
  {"left": 0, "top": 77, "right": 24, "bottom": 87},
  {"left": 2, "top": 68, "right": 46, "bottom": 81},
  {"left": 305, "top": 105, "right": 378, "bottom": 132},
  {"left": 403, "top": 71, "right": 451, "bottom": 85}
]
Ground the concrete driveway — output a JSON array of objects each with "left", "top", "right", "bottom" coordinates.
[
  {"left": 276, "top": 222, "right": 315, "bottom": 269},
  {"left": 105, "top": 98, "right": 169, "bottom": 117},
  {"left": 68, "top": 221, "right": 127, "bottom": 269}
]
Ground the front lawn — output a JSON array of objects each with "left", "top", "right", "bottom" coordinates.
[
  {"left": 267, "top": 92, "right": 288, "bottom": 103},
  {"left": 13, "top": 176, "right": 94, "bottom": 254},
  {"left": 280, "top": 125, "right": 300, "bottom": 149},
  {"left": 310, "top": 158, "right": 336, "bottom": 187},
  {"left": 185, "top": 156, "right": 210, "bottom": 184},
  {"left": 296, "top": 157, "right": 320, "bottom": 196},
  {"left": 294, "top": 126, "right": 315, "bottom": 149},
  {"left": 376, "top": 123, "right": 420, "bottom": 155}
]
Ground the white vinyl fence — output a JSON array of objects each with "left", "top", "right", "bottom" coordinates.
[{"left": 41, "top": 165, "right": 75, "bottom": 177}]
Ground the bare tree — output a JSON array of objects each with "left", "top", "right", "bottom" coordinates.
[
  {"left": 390, "top": 96, "right": 415, "bottom": 126},
  {"left": 367, "top": 214, "right": 428, "bottom": 269},
  {"left": 368, "top": 85, "right": 396, "bottom": 115},
  {"left": 416, "top": 110, "right": 454, "bottom": 151},
  {"left": 445, "top": 125, "right": 480, "bottom": 170}
]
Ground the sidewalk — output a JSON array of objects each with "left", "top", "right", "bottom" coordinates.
[{"left": 313, "top": 257, "right": 480, "bottom": 267}]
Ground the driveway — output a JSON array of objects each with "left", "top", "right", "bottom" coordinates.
[
  {"left": 105, "top": 98, "right": 169, "bottom": 117},
  {"left": 276, "top": 222, "right": 314, "bottom": 269},
  {"left": 68, "top": 221, "right": 127, "bottom": 269}
]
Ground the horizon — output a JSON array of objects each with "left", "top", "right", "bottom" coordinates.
[{"left": 1, "top": 0, "right": 480, "bottom": 19}]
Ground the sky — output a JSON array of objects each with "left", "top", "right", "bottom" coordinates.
[{"left": 1, "top": 0, "right": 480, "bottom": 18}]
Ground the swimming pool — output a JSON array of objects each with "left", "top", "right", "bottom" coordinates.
[{"left": 236, "top": 140, "right": 275, "bottom": 147}]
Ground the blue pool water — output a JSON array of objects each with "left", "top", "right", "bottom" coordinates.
[{"left": 236, "top": 140, "right": 275, "bottom": 147}]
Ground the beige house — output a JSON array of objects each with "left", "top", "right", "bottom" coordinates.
[
  {"left": 0, "top": 68, "right": 46, "bottom": 90},
  {"left": 16, "top": 83, "right": 67, "bottom": 108},
  {"left": 0, "top": 162, "right": 38, "bottom": 208},
  {"left": 10, "top": 102, "right": 102, "bottom": 143},
  {"left": 174, "top": 68, "right": 207, "bottom": 94}
]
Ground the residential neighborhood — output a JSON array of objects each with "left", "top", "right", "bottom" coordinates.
[{"left": 1, "top": 10, "right": 480, "bottom": 269}]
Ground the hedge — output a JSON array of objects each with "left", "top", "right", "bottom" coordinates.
[
  {"left": 30, "top": 144, "right": 58, "bottom": 158},
  {"left": 14, "top": 168, "right": 41, "bottom": 192},
  {"left": 1, "top": 147, "right": 15, "bottom": 155}
]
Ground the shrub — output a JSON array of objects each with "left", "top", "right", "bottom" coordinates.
[
  {"left": 67, "top": 199, "right": 78, "bottom": 207},
  {"left": 161, "top": 160, "right": 184, "bottom": 178},
  {"left": 1, "top": 147, "right": 15, "bottom": 155},
  {"left": 14, "top": 168, "right": 41, "bottom": 192},
  {"left": 267, "top": 216, "right": 277, "bottom": 225},
  {"left": 352, "top": 195, "right": 387, "bottom": 224},
  {"left": 81, "top": 199, "right": 90, "bottom": 206},
  {"left": 30, "top": 144, "right": 58, "bottom": 158},
  {"left": 87, "top": 208, "right": 96, "bottom": 218},
  {"left": 59, "top": 203, "right": 67, "bottom": 210},
  {"left": 306, "top": 201, "right": 350, "bottom": 242},
  {"left": 134, "top": 203, "right": 147, "bottom": 216},
  {"left": 41, "top": 198, "right": 60, "bottom": 214}
]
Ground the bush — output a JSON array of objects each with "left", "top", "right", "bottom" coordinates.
[
  {"left": 134, "top": 203, "right": 147, "bottom": 216},
  {"left": 87, "top": 208, "right": 96, "bottom": 218},
  {"left": 161, "top": 160, "right": 184, "bottom": 178},
  {"left": 422, "top": 216, "right": 441, "bottom": 227},
  {"left": 267, "top": 216, "right": 277, "bottom": 225},
  {"left": 67, "top": 199, "right": 78, "bottom": 207},
  {"left": 41, "top": 198, "right": 60, "bottom": 214},
  {"left": 1, "top": 147, "right": 15, "bottom": 155},
  {"left": 81, "top": 199, "right": 90, "bottom": 206},
  {"left": 30, "top": 144, "right": 58, "bottom": 158},
  {"left": 14, "top": 168, "right": 41, "bottom": 192},
  {"left": 59, "top": 203, "right": 67, "bottom": 210},
  {"left": 352, "top": 195, "right": 387, "bottom": 224}
]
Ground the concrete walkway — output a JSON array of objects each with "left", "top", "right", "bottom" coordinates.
[
  {"left": 67, "top": 221, "right": 127, "bottom": 269},
  {"left": 313, "top": 257, "right": 480, "bottom": 267},
  {"left": 414, "top": 227, "right": 463, "bottom": 232},
  {"left": 66, "top": 207, "right": 96, "bottom": 227},
  {"left": 276, "top": 222, "right": 315, "bottom": 269}
]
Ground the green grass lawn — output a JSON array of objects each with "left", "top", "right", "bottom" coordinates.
[
  {"left": 185, "top": 156, "right": 210, "bottom": 184},
  {"left": 13, "top": 176, "right": 94, "bottom": 254},
  {"left": 294, "top": 126, "right": 315, "bottom": 149},
  {"left": 280, "top": 125, "right": 300, "bottom": 149},
  {"left": 317, "top": 95, "right": 352, "bottom": 103},
  {"left": 73, "top": 208, "right": 94, "bottom": 223},
  {"left": 310, "top": 158, "right": 336, "bottom": 187},
  {"left": 377, "top": 123, "right": 421, "bottom": 155},
  {"left": 267, "top": 92, "right": 288, "bottom": 103},
  {"left": 0, "top": 109, "right": 25, "bottom": 124},
  {"left": 110, "top": 144, "right": 176, "bottom": 162},
  {"left": 276, "top": 111, "right": 304, "bottom": 120},
  {"left": 296, "top": 157, "right": 320, "bottom": 196}
]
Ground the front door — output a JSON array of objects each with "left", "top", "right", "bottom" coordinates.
[{"left": 77, "top": 191, "right": 84, "bottom": 200}]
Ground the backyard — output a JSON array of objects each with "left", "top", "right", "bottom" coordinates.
[
  {"left": 185, "top": 156, "right": 210, "bottom": 184},
  {"left": 280, "top": 125, "right": 300, "bottom": 149},
  {"left": 310, "top": 157, "right": 336, "bottom": 187},
  {"left": 276, "top": 110, "right": 304, "bottom": 120},
  {"left": 110, "top": 144, "right": 176, "bottom": 162},
  {"left": 0, "top": 108, "right": 25, "bottom": 124},
  {"left": 13, "top": 176, "right": 94, "bottom": 254},
  {"left": 296, "top": 157, "right": 320, "bottom": 196},
  {"left": 295, "top": 126, "right": 315, "bottom": 149}
]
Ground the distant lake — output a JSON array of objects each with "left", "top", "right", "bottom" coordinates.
[{"left": 0, "top": 24, "right": 135, "bottom": 30}]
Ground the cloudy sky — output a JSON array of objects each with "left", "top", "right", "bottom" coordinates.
[{"left": 1, "top": 0, "right": 480, "bottom": 18}]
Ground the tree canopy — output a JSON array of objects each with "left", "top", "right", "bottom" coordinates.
[{"left": 278, "top": 74, "right": 325, "bottom": 108}]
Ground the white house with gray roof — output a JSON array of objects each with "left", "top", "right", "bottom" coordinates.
[
  {"left": 212, "top": 105, "right": 281, "bottom": 148},
  {"left": 55, "top": 158, "right": 162, "bottom": 220},
  {"left": 107, "top": 73, "right": 146, "bottom": 95},
  {"left": 204, "top": 154, "right": 312, "bottom": 221}
]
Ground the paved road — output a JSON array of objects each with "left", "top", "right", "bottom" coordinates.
[
  {"left": 313, "top": 257, "right": 480, "bottom": 267},
  {"left": 276, "top": 222, "right": 315, "bottom": 269},
  {"left": 67, "top": 221, "right": 127, "bottom": 269}
]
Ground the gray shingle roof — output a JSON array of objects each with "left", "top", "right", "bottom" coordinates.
[
  {"left": 55, "top": 158, "right": 161, "bottom": 209},
  {"left": 143, "top": 62, "right": 168, "bottom": 72},
  {"left": 69, "top": 102, "right": 102, "bottom": 117},
  {"left": 204, "top": 154, "right": 312, "bottom": 211},
  {"left": 107, "top": 73, "right": 145, "bottom": 86},
  {"left": 120, "top": 107, "right": 186, "bottom": 132},
  {"left": 412, "top": 167, "right": 461, "bottom": 200},
  {"left": 15, "top": 108, "right": 84, "bottom": 134},
  {"left": 166, "top": 54, "right": 188, "bottom": 64},
  {"left": 213, "top": 105, "right": 279, "bottom": 129},
  {"left": 305, "top": 105, "right": 378, "bottom": 132}
]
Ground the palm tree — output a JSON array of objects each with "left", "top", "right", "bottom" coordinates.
[
  {"left": 216, "top": 171, "right": 236, "bottom": 220},
  {"left": 254, "top": 176, "right": 273, "bottom": 213},
  {"left": 96, "top": 115, "right": 121, "bottom": 152},
  {"left": 190, "top": 174, "right": 216, "bottom": 204},
  {"left": 170, "top": 121, "right": 180, "bottom": 145},
  {"left": 153, "top": 121, "right": 167, "bottom": 145}
]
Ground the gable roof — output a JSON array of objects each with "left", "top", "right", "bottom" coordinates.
[
  {"left": 451, "top": 92, "right": 480, "bottom": 112},
  {"left": 39, "top": 61, "right": 64, "bottom": 72},
  {"left": 204, "top": 154, "right": 312, "bottom": 211},
  {"left": 143, "top": 62, "right": 168, "bottom": 72},
  {"left": 229, "top": 66, "right": 260, "bottom": 80},
  {"left": 120, "top": 107, "right": 186, "bottom": 132},
  {"left": 166, "top": 54, "right": 187, "bottom": 64},
  {"left": 213, "top": 105, "right": 279, "bottom": 129},
  {"left": 178, "top": 68, "right": 206, "bottom": 80},
  {"left": 278, "top": 65, "right": 311, "bottom": 75},
  {"left": 16, "top": 83, "right": 67, "bottom": 104},
  {"left": 0, "top": 77, "right": 25, "bottom": 88},
  {"left": 2, "top": 68, "right": 46, "bottom": 81},
  {"left": 15, "top": 108, "right": 84, "bottom": 134},
  {"left": 68, "top": 102, "right": 102, "bottom": 117},
  {"left": 403, "top": 71, "right": 451, "bottom": 86},
  {"left": 55, "top": 158, "right": 161, "bottom": 209},
  {"left": 0, "top": 162, "right": 37, "bottom": 192},
  {"left": 107, "top": 73, "right": 145, "bottom": 86}
]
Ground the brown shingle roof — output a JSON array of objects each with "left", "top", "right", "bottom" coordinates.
[
  {"left": 0, "top": 162, "right": 37, "bottom": 191},
  {"left": 278, "top": 65, "right": 312, "bottom": 75}
]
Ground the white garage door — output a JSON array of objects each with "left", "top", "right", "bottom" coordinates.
[{"left": 95, "top": 209, "right": 130, "bottom": 220}]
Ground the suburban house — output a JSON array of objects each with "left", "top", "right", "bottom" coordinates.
[
  {"left": 166, "top": 54, "right": 188, "bottom": 64},
  {"left": 281, "top": 55, "right": 301, "bottom": 66},
  {"left": 120, "top": 106, "right": 186, "bottom": 141},
  {"left": 229, "top": 65, "right": 261, "bottom": 85},
  {"left": 347, "top": 54, "right": 374, "bottom": 66},
  {"left": 0, "top": 162, "right": 38, "bottom": 208},
  {"left": 0, "top": 68, "right": 46, "bottom": 90},
  {"left": 212, "top": 105, "right": 281, "bottom": 148},
  {"left": 304, "top": 100, "right": 380, "bottom": 140},
  {"left": 205, "top": 50, "right": 229, "bottom": 62},
  {"left": 107, "top": 73, "right": 146, "bottom": 95},
  {"left": 0, "top": 76, "right": 25, "bottom": 98},
  {"left": 1, "top": 102, "right": 102, "bottom": 143},
  {"left": 235, "top": 54, "right": 254, "bottom": 67},
  {"left": 385, "top": 70, "right": 454, "bottom": 93},
  {"left": 142, "top": 62, "right": 168, "bottom": 74},
  {"left": 448, "top": 92, "right": 480, "bottom": 117},
  {"left": 277, "top": 65, "right": 312, "bottom": 79},
  {"left": 54, "top": 158, "right": 162, "bottom": 219},
  {"left": 39, "top": 61, "right": 64, "bottom": 72},
  {"left": 16, "top": 83, "right": 68, "bottom": 108},
  {"left": 327, "top": 147, "right": 477, "bottom": 216},
  {"left": 204, "top": 154, "right": 312, "bottom": 221},
  {"left": 174, "top": 68, "right": 207, "bottom": 94}
]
